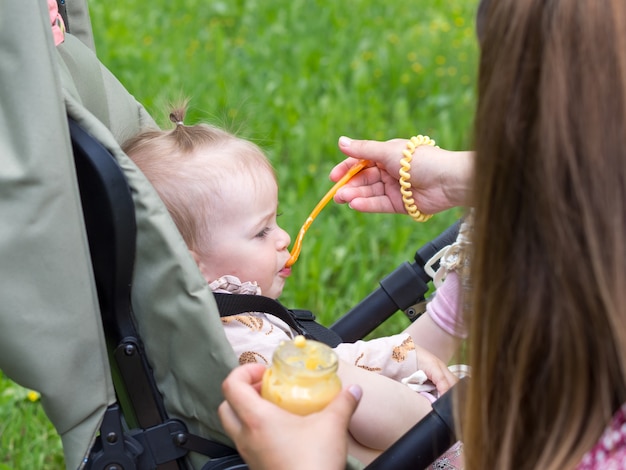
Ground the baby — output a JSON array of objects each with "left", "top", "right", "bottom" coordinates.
[{"left": 123, "top": 105, "right": 465, "bottom": 467}]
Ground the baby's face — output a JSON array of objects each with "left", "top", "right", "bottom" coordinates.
[{"left": 196, "top": 171, "right": 292, "bottom": 299}]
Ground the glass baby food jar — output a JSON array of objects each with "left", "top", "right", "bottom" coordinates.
[{"left": 261, "top": 335, "right": 341, "bottom": 415}]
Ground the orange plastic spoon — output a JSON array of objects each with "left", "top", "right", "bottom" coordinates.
[{"left": 285, "top": 159, "right": 371, "bottom": 268}]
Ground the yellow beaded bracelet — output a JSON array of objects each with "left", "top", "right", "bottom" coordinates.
[{"left": 399, "top": 135, "right": 437, "bottom": 222}]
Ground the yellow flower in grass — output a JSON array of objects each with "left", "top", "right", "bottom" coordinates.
[
  {"left": 27, "top": 390, "right": 40, "bottom": 402},
  {"left": 411, "top": 62, "right": 424, "bottom": 74}
]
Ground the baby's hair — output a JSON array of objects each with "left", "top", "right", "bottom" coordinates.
[
  {"left": 122, "top": 101, "right": 275, "bottom": 255},
  {"left": 166, "top": 102, "right": 199, "bottom": 153},
  {"left": 169, "top": 107, "right": 185, "bottom": 126}
]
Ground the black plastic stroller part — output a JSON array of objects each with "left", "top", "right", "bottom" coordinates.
[
  {"left": 365, "top": 377, "right": 467, "bottom": 470},
  {"left": 69, "top": 117, "right": 241, "bottom": 469},
  {"left": 330, "top": 220, "right": 461, "bottom": 342}
]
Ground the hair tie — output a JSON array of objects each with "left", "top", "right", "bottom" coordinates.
[{"left": 169, "top": 112, "right": 185, "bottom": 127}]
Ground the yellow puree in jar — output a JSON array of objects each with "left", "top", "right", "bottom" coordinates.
[{"left": 261, "top": 335, "right": 341, "bottom": 415}]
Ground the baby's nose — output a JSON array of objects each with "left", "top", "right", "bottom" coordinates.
[{"left": 278, "top": 227, "right": 291, "bottom": 249}]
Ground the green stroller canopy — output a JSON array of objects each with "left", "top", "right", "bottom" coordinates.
[{"left": 0, "top": 1, "right": 240, "bottom": 468}]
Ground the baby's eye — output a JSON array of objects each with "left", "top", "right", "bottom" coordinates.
[{"left": 255, "top": 227, "right": 270, "bottom": 239}]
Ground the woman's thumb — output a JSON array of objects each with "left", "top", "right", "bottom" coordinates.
[{"left": 338, "top": 136, "right": 375, "bottom": 160}]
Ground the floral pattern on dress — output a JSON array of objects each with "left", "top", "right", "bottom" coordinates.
[
  {"left": 430, "top": 441, "right": 464, "bottom": 469},
  {"left": 392, "top": 337, "right": 415, "bottom": 362},
  {"left": 353, "top": 353, "right": 382, "bottom": 373},
  {"left": 238, "top": 351, "right": 269, "bottom": 365},
  {"left": 576, "top": 404, "right": 626, "bottom": 469},
  {"left": 220, "top": 314, "right": 274, "bottom": 335}
]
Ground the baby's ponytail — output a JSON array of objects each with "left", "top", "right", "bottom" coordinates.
[{"left": 168, "top": 100, "right": 194, "bottom": 151}]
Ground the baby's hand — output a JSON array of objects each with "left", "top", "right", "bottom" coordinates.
[{"left": 413, "top": 345, "right": 458, "bottom": 396}]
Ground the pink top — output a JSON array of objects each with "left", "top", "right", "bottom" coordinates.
[
  {"left": 48, "top": 0, "right": 66, "bottom": 46},
  {"left": 426, "top": 271, "right": 465, "bottom": 338}
]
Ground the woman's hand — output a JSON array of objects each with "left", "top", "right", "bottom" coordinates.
[
  {"left": 218, "top": 363, "right": 362, "bottom": 470},
  {"left": 331, "top": 136, "right": 473, "bottom": 215}
]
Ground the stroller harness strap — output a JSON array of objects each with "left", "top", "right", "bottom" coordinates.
[{"left": 214, "top": 293, "right": 343, "bottom": 347}]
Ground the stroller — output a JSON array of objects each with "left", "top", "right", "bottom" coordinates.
[{"left": 0, "top": 1, "right": 463, "bottom": 468}]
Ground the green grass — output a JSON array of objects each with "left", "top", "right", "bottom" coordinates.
[
  {"left": 1, "top": 1, "right": 478, "bottom": 467},
  {"left": 0, "top": 372, "right": 64, "bottom": 469},
  {"left": 89, "top": 0, "right": 477, "bottom": 325}
]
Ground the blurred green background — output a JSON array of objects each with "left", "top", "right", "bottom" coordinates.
[{"left": 1, "top": 1, "right": 478, "bottom": 467}]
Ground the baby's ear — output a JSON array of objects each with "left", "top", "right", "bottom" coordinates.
[{"left": 189, "top": 249, "right": 212, "bottom": 283}]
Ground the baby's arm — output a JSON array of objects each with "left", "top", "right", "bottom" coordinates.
[
  {"left": 332, "top": 271, "right": 464, "bottom": 384},
  {"left": 337, "top": 357, "right": 453, "bottom": 464},
  {"left": 407, "top": 313, "right": 460, "bottom": 365},
  {"left": 333, "top": 273, "right": 464, "bottom": 384},
  {"left": 405, "top": 271, "right": 465, "bottom": 365}
]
